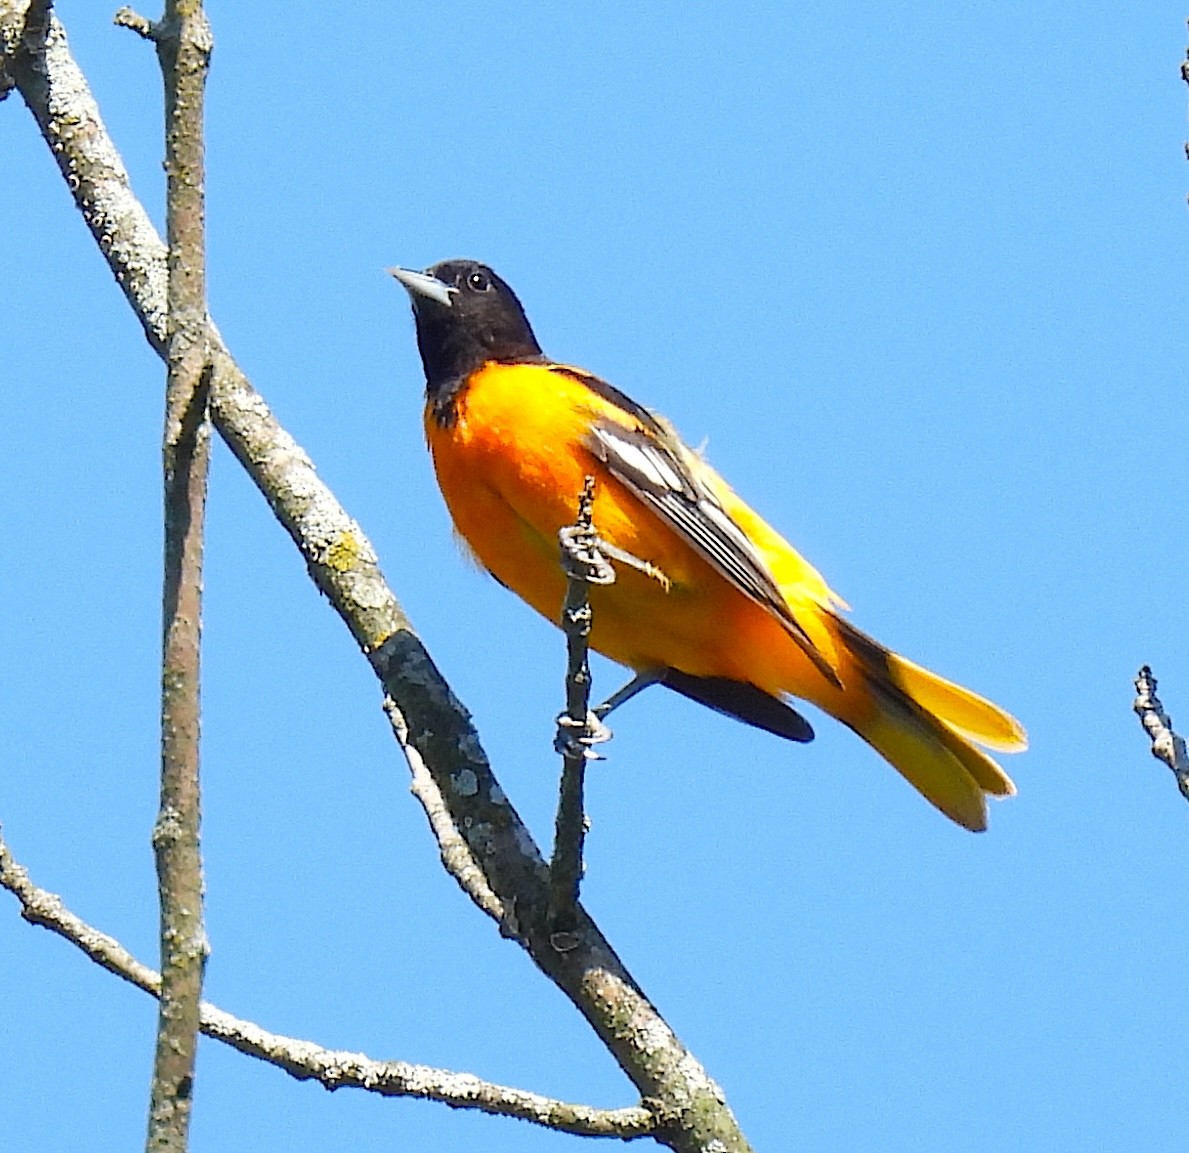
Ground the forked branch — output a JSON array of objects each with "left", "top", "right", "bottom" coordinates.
[
  {"left": 0, "top": 5, "right": 754, "bottom": 1149},
  {"left": 0, "top": 826, "right": 652, "bottom": 1139}
]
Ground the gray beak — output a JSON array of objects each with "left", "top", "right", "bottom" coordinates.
[{"left": 387, "top": 266, "right": 455, "bottom": 308}]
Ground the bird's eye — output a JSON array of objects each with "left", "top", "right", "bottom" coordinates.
[{"left": 466, "top": 269, "right": 491, "bottom": 292}]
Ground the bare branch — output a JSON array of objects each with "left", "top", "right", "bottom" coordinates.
[
  {"left": 0, "top": 7, "right": 755, "bottom": 1147},
  {"left": 549, "top": 478, "right": 615, "bottom": 938},
  {"left": 147, "top": 0, "right": 217, "bottom": 1141},
  {"left": 1133, "top": 666, "right": 1189, "bottom": 805},
  {"left": 0, "top": 827, "right": 654, "bottom": 1139},
  {"left": 144, "top": 0, "right": 216, "bottom": 1147},
  {"left": 0, "top": 1, "right": 169, "bottom": 346},
  {"left": 382, "top": 697, "right": 507, "bottom": 927},
  {"left": 152, "top": 352, "right": 211, "bottom": 1152}
]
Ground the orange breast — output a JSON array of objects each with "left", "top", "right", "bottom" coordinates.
[{"left": 424, "top": 361, "right": 853, "bottom": 714}]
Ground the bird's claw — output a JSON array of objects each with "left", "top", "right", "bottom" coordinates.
[
  {"left": 553, "top": 710, "right": 612, "bottom": 759},
  {"left": 558, "top": 524, "right": 616, "bottom": 586}
]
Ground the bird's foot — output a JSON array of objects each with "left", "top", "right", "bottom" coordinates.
[{"left": 553, "top": 710, "right": 613, "bottom": 759}]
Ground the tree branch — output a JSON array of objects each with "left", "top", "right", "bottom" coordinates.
[
  {"left": 0, "top": 6, "right": 755, "bottom": 1147},
  {"left": 0, "top": 825, "right": 654, "bottom": 1139},
  {"left": 549, "top": 477, "right": 615, "bottom": 938},
  {"left": 114, "top": 1, "right": 217, "bottom": 1148},
  {"left": 382, "top": 697, "right": 507, "bottom": 927},
  {"left": 1133, "top": 666, "right": 1189, "bottom": 805}
]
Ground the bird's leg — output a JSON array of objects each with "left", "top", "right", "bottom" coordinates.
[
  {"left": 593, "top": 669, "right": 665, "bottom": 721},
  {"left": 554, "top": 492, "right": 616, "bottom": 757}
]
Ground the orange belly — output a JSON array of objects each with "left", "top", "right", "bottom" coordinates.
[{"left": 423, "top": 361, "right": 849, "bottom": 717}]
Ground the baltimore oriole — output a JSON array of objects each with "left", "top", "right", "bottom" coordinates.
[{"left": 390, "top": 260, "right": 1026, "bottom": 831}]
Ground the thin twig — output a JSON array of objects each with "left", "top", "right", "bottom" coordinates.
[
  {"left": 549, "top": 478, "right": 615, "bottom": 938},
  {"left": 114, "top": 7, "right": 155, "bottom": 40},
  {"left": 0, "top": 827, "right": 654, "bottom": 1139},
  {"left": 382, "top": 697, "right": 507, "bottom": 927},
  {"left": 1133, "top": 666, "right": 1189, "bottom": 804}
]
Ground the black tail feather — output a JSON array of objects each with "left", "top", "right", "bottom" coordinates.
[{"left": 659, "top": 669, "right": 814, "bottom": 743}]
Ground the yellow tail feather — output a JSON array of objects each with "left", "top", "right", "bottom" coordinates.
[
  {"left": 834, "top": 619, "right": 1024, "bottom": 830},
  {"left": 887, "top": 651, "right": 1028, "bottom": 753},
  {"left": 852, "top": 702, "right": 1003, "bottom": 831}
]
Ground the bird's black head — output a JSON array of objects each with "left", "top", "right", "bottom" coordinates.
[{"left": 390, "top": 260, "right": 545, "bottom": 416}]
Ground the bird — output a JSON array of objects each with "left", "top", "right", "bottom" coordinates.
[{"left": 390, "top": 259, "right": 1026, "bottom": 831}]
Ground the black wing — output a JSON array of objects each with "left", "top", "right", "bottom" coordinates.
[{"left": 567, "top": 374, "right": 839, "bottom": 689}]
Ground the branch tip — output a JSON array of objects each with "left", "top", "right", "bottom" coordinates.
[
  {"left": 1133, "top": 665, "right": 1189, "bottom": 805},
  {"left": 113, "top": 7, "right": 155, "bottom": 39}
]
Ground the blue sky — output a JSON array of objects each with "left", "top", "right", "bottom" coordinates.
[{"left": 3, "top": 2, "right": 1188, "bottom": 1149}]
